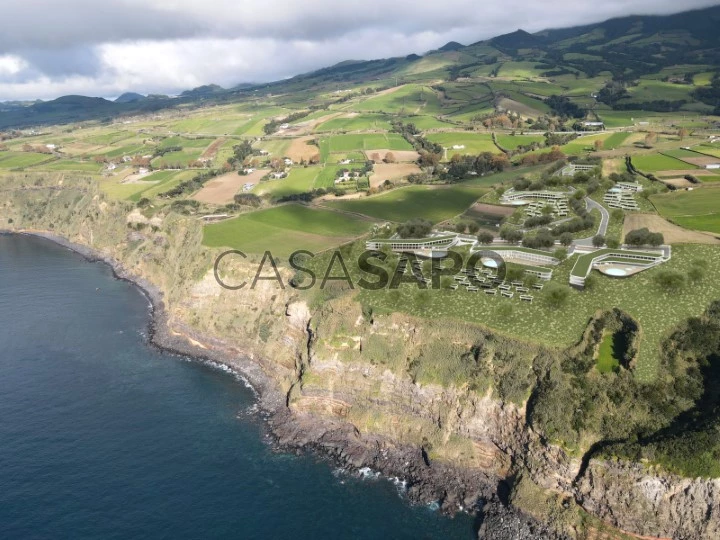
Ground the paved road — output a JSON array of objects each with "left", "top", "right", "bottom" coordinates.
[{"left": 575, "top": 197, "right": 610, "bottom": 247}]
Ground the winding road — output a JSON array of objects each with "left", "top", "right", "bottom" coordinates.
[{"left": 575, "top": 197, "right": 610, "bottom": 247}]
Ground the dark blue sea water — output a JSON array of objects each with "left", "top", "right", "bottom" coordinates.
[{"left": 0, "top": 234, "right": 475, "bottom": 539}]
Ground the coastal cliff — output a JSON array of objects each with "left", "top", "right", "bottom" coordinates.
[{"left": 2, "top": 174, "right": 718, "bottom": 539}]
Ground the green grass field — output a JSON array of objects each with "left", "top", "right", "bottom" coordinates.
[
  {"left": 353, "top": 84, "right": 444, "bottom": 115},
  {"left": 651, "top": 187, "right": 720, "bottom": 234},
  {"left": 496, "top": 134, "right": 545, "bottom": 149},
  {"left": 253, "top": 166, "right": 344, "bottom": 198},
  {"left": 99, "top": 170, "right": 198, "bottom": 200},
  {"left": 633, "top": 153, "right": 697, "bottom": 172},
  {"left": 321, "top": 133, "right": 412, "bottom": 153},
  {"left": 151, "top": 149, "right": 204, "bottom": 168},
  {"left": 324, "top": 184, "right": 489, "bottom": 223},
  {"left": 31, "top": 159, "right": 103, "bottom": 173},
  {"left": 0, "top": 152, "right": 55, "bottom": 169},
  {"left": 314, "top": 114, "right": 392, "bottom": 132},
  {"left": 202, "top": 203, "right": 373, "bottom": 257},
  {"left": 425, "top": 132, "right": 498, "bottom": 157}
]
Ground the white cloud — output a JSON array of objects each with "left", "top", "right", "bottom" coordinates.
[
  {"left": 0, "top": 55, "right": 28, "bottom": 78},
  {"left": 0, "top": 0, "right": 717, "bottom": 100}
]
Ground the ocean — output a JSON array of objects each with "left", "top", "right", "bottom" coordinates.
[{"left": 0, "top": 234, "right": 475, "bottom": 539}]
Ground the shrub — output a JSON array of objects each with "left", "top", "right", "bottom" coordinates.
[{"left": 654, "top": 270, "right": 685, "bottom": 293}]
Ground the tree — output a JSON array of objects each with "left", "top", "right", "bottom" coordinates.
[
  {"left": 559, "top": 232, "right": 574, "bottom": 247},
  {"left": 592, "top": 235, "right": 606, "bottom": 248},
  {"left": 477, "top": 232, "right": 494, "bottom": 245},
  {"left": 467, "top": 222, "right": 480, "bottom": 234},
  {"left": 594, "top": 140, "right": 604, "bottom": 151},
  {"left": 500, "top": 225, "right": 523, "bottom": 244},
  {"left": 384, "top": 152, "right": 396, "bottom": 163},
  {"left": 397, "top": 219, "right": 432, "bottom": 238},
  {"left": 625, "top": 228, "right": 664, "bottom": 247},
  {"left": 654, "top": 270, "right": 685, "bottom": 293},
  {"left": 611, "top": 209, "right": 624, "bottom": 222},
  {"left": 544, "top": 282, "right": 570, "bottom": 309},
  {"left": 678, "top": 128, "right": 689, "bottom": 141}
]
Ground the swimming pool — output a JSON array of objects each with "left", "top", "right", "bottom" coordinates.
[{"left": 605, "top": 268, "right": 629, "bottom": 277}]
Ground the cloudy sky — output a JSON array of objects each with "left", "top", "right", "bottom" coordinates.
[{"left": 0, "top": 0, "right": 716, "bottom": 101}]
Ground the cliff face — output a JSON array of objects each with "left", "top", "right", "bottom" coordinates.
[{"left": 2, "top": 176, "right": 718, "bottom": 539}]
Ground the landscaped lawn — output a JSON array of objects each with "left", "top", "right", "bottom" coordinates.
[
  {"left": 202, "top": 204, "right": 374, "bottom": 257},
  {"left": 324, "top": 184, "right": 489, "bottom": 223},
  {"left": 596, "top": 332, "right": 621, "bottom": 373},
  {"left": 347, "top": 243, "right": 720, "bottom": 383}
]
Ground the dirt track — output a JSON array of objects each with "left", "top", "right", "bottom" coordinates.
[{"left": 623, "top": 213, "right": 720, "bottom": 245}]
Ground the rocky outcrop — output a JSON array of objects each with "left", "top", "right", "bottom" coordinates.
[{"left": 576, "top": 460, "right": 720, "bottom": 539}]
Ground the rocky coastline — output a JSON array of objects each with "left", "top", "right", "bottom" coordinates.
[{"left": 8, "top": 230, "right": 557, "bottom": 539}]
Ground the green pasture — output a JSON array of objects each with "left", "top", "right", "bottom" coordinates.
[
  {"left": 0, "top": 152, "right": 54, "bottom": 169},
  {"left": 202, "top": 203, "right": 373, "bottom": 257},
  {"left": 321, "top": 133, "right": 412, "bottom": 154},
  {"left": 496, "top": 134, "right": 545, "bottom": 149},
  {"left": 633, "top": 153, "right": 698, "bottom": 172},
  {"left": 353, "top": 84, "right": 444, "bottom": 115},
  {"left": 314, "top": 114, "right": 392, "bottom": 132},
  {"left": 425, "top": 132, "right": 497, "bottom": 157},
  {"left": 651, "top": 186, "right": 720, "bottom": 234},
  {"left": 324, "top": 184, "right": 489, "bottom": 223}
]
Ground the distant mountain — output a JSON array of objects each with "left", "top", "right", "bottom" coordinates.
[
  {"left": 437, "top": 41, "right": 465, "bottom": 52},
  {"left": 1, "top": 5, "right": 719, "bottom": 129},
  {"left": 180, "top": 84, "right": 225, "bottom": 98},
  {"left": 115, "top": 92, "right": 145, "bottom": 103}
]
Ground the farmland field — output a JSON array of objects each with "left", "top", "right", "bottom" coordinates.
[
  {"left": 651, "top": 187, "right": 720, "bottom": 234},
  {"left": 632, "top": 153, "right": 697, "bottom": 172},
  {"left": 321, "top": 133, "right": 412, "bottom": 153},
  {"left": 254, "top": 167, "right": 318, "bottom": 198},
  {"left": 202, "top": 203, "right": 373, "bottom": 257},
  {"left": 314, "top": 114, "right": 392, "bottom": 132},
  {"left": 496, "top": 134, "right": 545, "bottom": 149},
  {"left": 151, "top": 149, "right": 204, "bottom": 168},
  {"left": 425, "top": 132, "right": 497, "bottom": 156},
  {"left": 353, "top": 84, "right": 443, "bottom": 115},
  {"left": 0, "top": 152, "right": 54, "bottom": 169},
  {"left": 31, "top": 159, "right": 103, "bottom": 173},
  {"left": 324, "top": 184, "right": 489, "bottom": 223}
]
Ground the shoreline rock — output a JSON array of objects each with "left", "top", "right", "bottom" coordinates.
[{"left": 6, "top": 230, "right": 554, "bottom": 539}]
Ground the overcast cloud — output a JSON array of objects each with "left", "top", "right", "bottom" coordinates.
[{"left": 0, "top": 0, "right": 716, "bottom": 101}]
